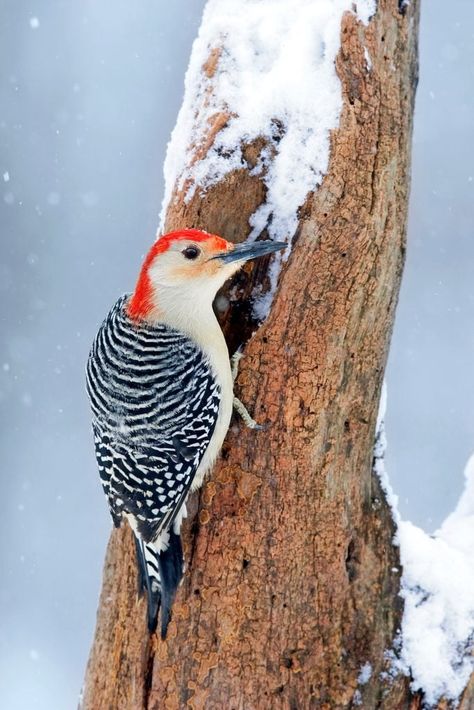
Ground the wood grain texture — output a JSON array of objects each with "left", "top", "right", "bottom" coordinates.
[{"left": 81, "top": 2, "right": 470, "bottom": 708}]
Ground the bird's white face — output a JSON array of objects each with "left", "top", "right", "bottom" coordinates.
[
  {"left": 127, "top": 229, "right": 286, "bottom": 327},
  {"left": 148, "top": 237, "right": 240, "bottom": 303}
]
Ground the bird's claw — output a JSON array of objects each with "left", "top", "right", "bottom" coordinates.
[
  {"left": 231, "top": 349, "right": 265, "bottom": 430},
  {"left": 233, "top": 396, "right": 265, "bottom": 430}
]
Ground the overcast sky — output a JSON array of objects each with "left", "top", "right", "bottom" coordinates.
[{"left": 0, "top": 2, "right": 473, "bottom": 708}]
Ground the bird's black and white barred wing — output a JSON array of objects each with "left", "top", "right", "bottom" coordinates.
[{"left": 86, "top": 295, "right": 221, "bottom": 544}]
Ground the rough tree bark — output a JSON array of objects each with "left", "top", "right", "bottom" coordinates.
[{"left": 81, "top": 2, "right": 473, "bottom": 708}]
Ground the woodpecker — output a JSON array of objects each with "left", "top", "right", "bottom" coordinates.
[{"left": 86, "top": 228, "right": 285, "bottom": 638}]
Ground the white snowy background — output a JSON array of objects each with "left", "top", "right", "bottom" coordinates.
[{"left": 0, "top": 1, "right": 473, "bottom": 708}]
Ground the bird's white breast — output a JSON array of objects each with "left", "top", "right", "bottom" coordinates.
[{"left": 190, "top": 322, "right": 233, "bottom": 490}]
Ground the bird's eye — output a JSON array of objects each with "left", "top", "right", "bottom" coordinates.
[{"left": 182, "top": 245, "right": 200, "bottom": 260}]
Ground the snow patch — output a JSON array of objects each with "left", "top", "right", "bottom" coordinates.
[
  {"left": 376, "top": 379, "right": 387, "bottom": 434},
  {"left": 398, "top": 516, "right": 474, "bottom": 705},
  {"left": 364, "top": 46, "right": 372, "bottom": 70},
  {"left": 374, "top": 380, "right": 400, "bottom": 517},
  {"left": 358, "top": 661, "right": 373, "bottom": 685},
  {"left": 376, "top": 387, "right": 474, "bottom": 706},
  {"left": 160, "top": 0, "right": 375, "bottom": 316},
  {"left": 397, "top": 456, "right": 474, "bottom": 706}
]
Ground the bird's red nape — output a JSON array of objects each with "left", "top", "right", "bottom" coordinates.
[{"left": 127, "top": 229, "right": 229, "bottom": 320}]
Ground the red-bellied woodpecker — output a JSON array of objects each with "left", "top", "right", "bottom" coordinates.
[{"left": 86, "top": 228, "right": 285, "bottom": 638}]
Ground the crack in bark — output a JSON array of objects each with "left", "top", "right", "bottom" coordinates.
[{"left": 143, "top": 638, "right": 155, "bottom": 710}]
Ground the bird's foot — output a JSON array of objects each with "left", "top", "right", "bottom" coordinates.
[
  {"left": 233, "top": 396, "right": 265, "bottom": 430},
  {"left": 231, "top": 348, "right": 265, "bottom": 429}
]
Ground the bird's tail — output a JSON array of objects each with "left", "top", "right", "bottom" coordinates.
[{"left": 134, "top": 531, "right": 184, "bottom": 639}]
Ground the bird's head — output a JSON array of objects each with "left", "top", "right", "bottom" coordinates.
[{"left": 127, "top": 228, "right": 285, "bottom": 323}]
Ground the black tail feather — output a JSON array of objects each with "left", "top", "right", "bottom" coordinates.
[
  {"left": 146, "top": 582, "right": 161, "bottom": 635},
  {"left": 133, "top": 531, "right": 184, "bottom": 638},
  {"left": 157, "top": 530, "right": 184, "bottom": 640},
  {"left": 134, "top": 537, "right": 161, "bottom": 633}
]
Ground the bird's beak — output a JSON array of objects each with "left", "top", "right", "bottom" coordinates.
[{"left": 212, "top": 240, "right": 286, "bottom": 264}]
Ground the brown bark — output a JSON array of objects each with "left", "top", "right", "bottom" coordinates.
[{"left": 81, "top": 2, "right": 470, "bottom": 708}]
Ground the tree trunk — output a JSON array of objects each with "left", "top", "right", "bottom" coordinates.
[{"left": 81, "top": 2, "right": 469, "bottom": 708}]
